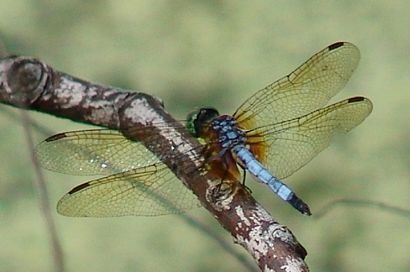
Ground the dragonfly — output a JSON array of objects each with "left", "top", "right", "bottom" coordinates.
[{"left": 36, "top": 41, "right": 372, "bottom": 217}]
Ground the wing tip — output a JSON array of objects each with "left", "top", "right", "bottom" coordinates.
[
  {"left": 328, "top": 41, "right": 346, "bottom": 51},
  {"left": 347, "top": 96, "right": 366, "bottom": 103},
  {"left": 68, "top": 182, "right": 91, "bottom": 194},
  {"left": 347, "top": 96, "right": 373, "bottom": 109},
  {"left": 57, "top": 192, "right": 88, "bottom": 217},
  {"left": 45, "top": 132, "right": 67, "bottom": 142}
]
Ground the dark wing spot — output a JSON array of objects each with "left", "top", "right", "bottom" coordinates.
[
  {"left": 68, "top": 182, "right": 91, "bottom": 194},
  {"left": 45, "top": 132, "right": 67, "bottom": 142},
  {"left": 328, "top": 41, "right": 345, "bottom": 51},
  {"left": 347, "top": 96, "right": 365, "bottom": 103}
]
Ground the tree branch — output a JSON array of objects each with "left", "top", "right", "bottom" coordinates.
[{"left": 0, "top": 55, "right": 309, "bottom": 271}]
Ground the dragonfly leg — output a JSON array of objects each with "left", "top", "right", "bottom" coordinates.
[
  {"left": 239, "top": 167, "right": 253, "bottom": 194},
  {"left": 241, "top": 167, "right": 246, "bottom": 185}
]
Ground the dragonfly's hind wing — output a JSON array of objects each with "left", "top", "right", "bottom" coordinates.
[
  {"left": 247, "top": 97, "right": 372, "bottom": 179},
  {"left": 57, "top": 163, "right": 201, "bottom": 217}
]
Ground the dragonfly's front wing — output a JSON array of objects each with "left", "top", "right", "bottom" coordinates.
[
  {"left": 234, "top": 42, "right": 361, "bottom": 130},
  {"left": 36, "top": 129, "right": 160, "bottom": 176}
]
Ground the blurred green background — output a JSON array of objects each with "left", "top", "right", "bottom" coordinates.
[{"left": 1, "top": 1, "right": 409, "bottom": 271}]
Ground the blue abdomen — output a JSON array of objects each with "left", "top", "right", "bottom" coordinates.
[{"left": 232, "top": 145, "right": 293, "bottom": 200}]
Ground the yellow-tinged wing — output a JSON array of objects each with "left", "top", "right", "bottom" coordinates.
[
  {"left": 35, "top": 129, "right": 160, "bottom": 176},
  {"left": 57, "top": 163, "right": 200, "bottom": 217},
  {"left": 246, "top": 97, "right": 372, "bottom": 179},
  {"left": 234, "top": 42, "right": 361, "bottom": 129}
]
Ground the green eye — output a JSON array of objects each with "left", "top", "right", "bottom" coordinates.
[
  {"left": 186, "top": 111, "right": 199, "bottom": 137},
  {"left": 185, "top": 108, "right": 219, "bottom": 138}
]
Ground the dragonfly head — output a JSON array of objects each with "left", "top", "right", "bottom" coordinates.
[{"left": 186, "top": 107, "right": 220, "bottom": 137}]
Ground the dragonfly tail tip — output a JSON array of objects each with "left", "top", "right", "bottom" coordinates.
[{"left": 289, "top": 194, "right": 312, "bottom": 216}]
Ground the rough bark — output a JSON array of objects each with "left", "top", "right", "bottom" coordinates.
[{"left": 0, "top": 56, "right": 309, "bottom": 271}]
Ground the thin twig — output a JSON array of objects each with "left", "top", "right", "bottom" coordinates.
[
  {"left": 20, "top": 111, "right": 65, "bottom": 272},
  {"left": 314, "top": 198, "right": 410, "bottom": 219}
]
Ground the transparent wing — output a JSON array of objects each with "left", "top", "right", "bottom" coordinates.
[
  {"left": 35, "top": 129, "right": 160, "bottom": 176},
  {"left": 234, "top": 42, "right": 361, "bottom": 129},
  {"left": 246, "top": 97, "right": 372, "bottom": 179},
  {"left": 57, "top": 163, "right": 201, "bottom": 217}
]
